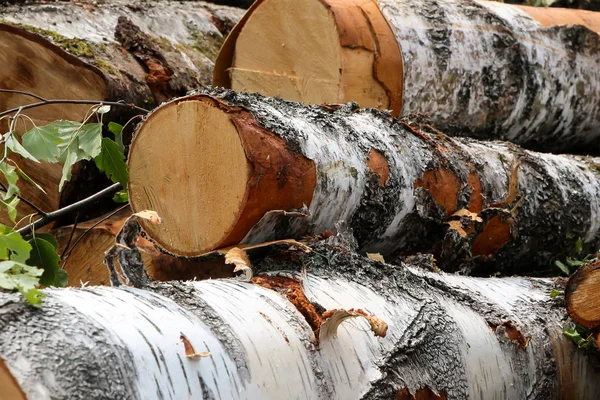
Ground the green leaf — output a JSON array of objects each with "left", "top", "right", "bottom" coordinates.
[
  {"left": 95, "top": 138, "right": 129, "bottom": 187},
  {"left": 5, "top": 133, "right": 39, "bottom": 162},
  {"left": 0, "top": 226, "right": 32, "bottom": 262},
  {"left": 77, "top": 123, "right": 102, "bottom": 158},
  {"left": 555, "top": 260, "right": 570, "bottom": 276},
  {"left": 108, "top": 122, "right": 125, "bottom": 154},
  {"left": 112, "top": 190, "right": 129, "bottom": 203},
  {"left": 0, "top": 260, "right": 42, "bottom": 291},
  {"left": 0, "top": 162, "right": 20, "bottom": 199},
  {"left": 566, "top": 257, "right": 584, "bottom": 268},
  {"left": 21, "top": 120, "right": 78, "bottom": 162},
  {"left": 575, "top": 237, "right": 583, "bottom": 255},
  {"left": 26, "top": 237, "right": 65, "bottom": 287},
  {"left": 59, "top": 141, "right": 87, "bottom": 192},
  {"left": 1, "top": 196, "right": 19, "bottom": 224},
  {"left": 15, "top": 164, "right": 47, "bottom": 195},
  {"left": 550, "top": 289, "right": 562, "bottom": 298},
  {"left": 26, "top": 233, "right": 58, "bottom": 249},
  {"left": 563, "top": 322, "right": 594, "bottom": 349},
  {"left": 20, "top": 287, "right": 45, "bottom": 307}
]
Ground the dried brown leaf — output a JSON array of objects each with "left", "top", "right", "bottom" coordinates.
[
  {"left": 319, "top": 308, "right": 388, "bottom": 342},
  {"left": 180, "top": 333, "right": 211, "bottom": 360}
]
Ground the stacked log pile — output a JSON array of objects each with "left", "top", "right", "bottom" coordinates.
[
  {"left": 0, "top": 0, "right": 243, "bottom": 224},
  {"left": 214, "top": 0, "right": 600, "bottom": 153},
  {"left": 1, "top": 0, "right": 600, "bottom": 399}
]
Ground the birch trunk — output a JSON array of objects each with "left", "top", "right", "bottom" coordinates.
[
  {"left": 0, "top": 243, "right": 597, "bottom": 399},
  {"left": 214, "top": 0, "right": 600, "bottom": 154},
  {"left": 0, "top": 0, "right": 243, "bottom": 225},
  {"left": 128, "top": 89, "right": 600, "bottom": 275}
]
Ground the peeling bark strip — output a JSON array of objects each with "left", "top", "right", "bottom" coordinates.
[
  {"left": 0, "top": 245, "right": 598, "bottom": 399},
  {"left": 214, "top": 0, "right": 600, "bottom": 153},
  {"left": 0, "top": 0, "right": 243, "bottom": 224},
  {"left": 129, "top": 89, "right": 600, "bottom": 274}
]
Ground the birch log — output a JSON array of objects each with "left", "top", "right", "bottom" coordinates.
[
  {"left": 0, "top": 0, "right": 243, "bottom": 225},
  {"left": 0, "top": 244, "right": 598, "bottom": 399},
  {"left": 214, "top": 0, "right": 600, "bottom": 153},
  {"left": 128, "top": 89, "right": 600, "bottom": 275}
]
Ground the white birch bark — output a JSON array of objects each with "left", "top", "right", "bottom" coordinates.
[{"left": 0, "top": 244, "right": 598, "bottom": 399}]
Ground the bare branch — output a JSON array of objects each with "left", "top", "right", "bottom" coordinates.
[
  {"left": 0, "top": 89, "right": 47, "bottom": 102},
  {"left": 17, "top": 182, "right": 123, "bottom": 236},
  {"left": 59, "top": 212, "right": 79, "bottom": 260},
  {"left": 0, "top": 100, "right": 149, "bottom": 119},
  {"left": 61, "top": 203, "right": 129, "bottom": 269}
]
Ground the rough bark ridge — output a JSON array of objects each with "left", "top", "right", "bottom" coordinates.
[
  {"left": 0, "top": 244, "right": 597, "bottom": 399},
  {"left": 379, "top": 0, "right": 600, "bottom": 152},
  {"left": 214, "top": 0, "right": 600, "bottom": 154},
  {"left": 129, "top": 89, "right": 600, "bottom": 275},
  {"left": 0, "top": 0, "right": 243, "bottom": 225}
]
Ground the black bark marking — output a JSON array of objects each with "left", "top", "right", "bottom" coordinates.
[
  {"left": 414, "top": 0, "right": 451, "bottom": 72},
  {"left": 177, "top": 353, "right": 192, "bottom": 395},
  {"left": 213, "top": 375, "right": 223, "bottom": 399},
  {"left": 152, "top": 282, "right": 251, "bottom": 381},
  {"left": 137, "top": 328, "right": 162, "bottom": 373},
  {"left": 141, "top": 311, "right": 163, "bottom": 334},
  {"left": 198, "top": 374, "right": 216, "bottom": 400},
  {"left": 154, "top": 376, "right": 165, "bottom": 400}
]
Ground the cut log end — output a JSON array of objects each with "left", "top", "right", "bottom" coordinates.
[
  {"left": 0, "top": 24, "right": 106, "bottom": 125},
  {"left": 566, "top": 259, "right": 600, "bottom": 329},
  {"left": 128, "top": 99, "right": 251, "bottom": 256},
  {"left": 0, "top": 358, "right": 25, "bottom": 400},
  {"left": 215, "top": 0, "right": 402, "bottom": 115},
  {"left": 128, "top": 96, "right": 316, "bottom": 257}
]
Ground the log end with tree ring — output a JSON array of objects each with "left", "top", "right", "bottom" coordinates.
[
  {"left": 128, "top": 96, "right": 317, "bottom": 257},
  {"left": 565, "top": 259, "right": 600, "bottom": 329},
  {"left": 0, "top": 358, "right": 25, "bottom": 400},
  {"left": 0, "top": 24, "right": 107, "bottom": 126},
  {"left": 214, "top": 0, "right": 403, "bottom": 116}
]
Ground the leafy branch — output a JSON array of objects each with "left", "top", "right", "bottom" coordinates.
[{"left": 1, "top": 90, "right": 147, "bottom": 305}]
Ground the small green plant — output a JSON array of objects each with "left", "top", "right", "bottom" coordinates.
[
  {"left": 549, "top": 288, "right": 562, "bottom": 298},
  {"left": 563, "top": 322, "right": 596, "bottom": 350},
  {"left": 1, "top": 99, "right": 136, "bottom": 305},
  {"left": 554, "top": 238, "right": 594, "bottom": 276}
]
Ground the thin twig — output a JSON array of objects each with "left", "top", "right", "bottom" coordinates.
[
  {"left": 61, "top": 203, "right": 129, "bottom": 269},
  {"left": 60, "top": 212, "right": 79, "bottom": 260},
  {"left": 0, "top": 106, "right": 23, "bottom": 164},
  {"left": 0, "top": 89, "right": 47, "bottom": 102},
  {"left": 0, "top": 99, "right": 149, "bottom": 119},
  {"left": 17, "top": 182, "right": 122, "bottom": 236},
  {"left": 0, "top": 182, "right": 47, "bottom": 217}
]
